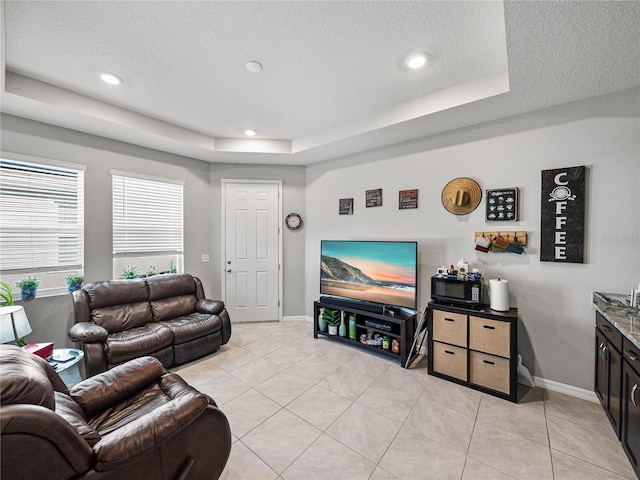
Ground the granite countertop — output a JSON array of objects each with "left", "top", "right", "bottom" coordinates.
[{"left": 593, "top": 291, "right": 640, "bottom": 349}]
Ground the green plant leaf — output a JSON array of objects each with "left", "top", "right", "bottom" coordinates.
[
  {"left": 15, "top": 276, "right": 40, "bottom": 289},
  {"left": 1, "top": 281, "right": 15, "bottom": 305}
]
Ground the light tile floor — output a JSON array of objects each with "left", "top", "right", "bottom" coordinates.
[{"left": 171, "top": 321, "right": 636, "bottom": 480}]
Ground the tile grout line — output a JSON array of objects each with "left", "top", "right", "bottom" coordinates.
[
  {"left": 459, "top": 392, "right": 484, "bottom": 480},
  {"left": 204, "top": 323, "right": 631, "bottom": 479},
  {"left": 365, "top": 373, "right": 431, "bottom": 479}
]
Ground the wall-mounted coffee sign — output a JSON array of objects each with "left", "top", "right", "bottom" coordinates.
[{"left": 540, "top": 166, "right": 586, "bottom": 263}]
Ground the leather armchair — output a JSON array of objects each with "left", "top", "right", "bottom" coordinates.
[{"left": 0, "top": 345, "right": 231, "bottom": 480}]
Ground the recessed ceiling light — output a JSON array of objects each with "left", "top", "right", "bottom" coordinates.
[
  {"left": 405, "top": 52, "right": 428, "bottom": 70},
  {"left": 246, "top": 61, "right": 263, "bottom": 73},
  {"left": 100, "top": 72, "right": 123, "bottom": 85},
  {"left": 244, "top": 129, "right": 257, "bottom": 137}
]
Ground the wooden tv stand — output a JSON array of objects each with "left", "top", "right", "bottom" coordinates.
[{"left": 313, "top": 299, "right": 418, "bottom": 368}]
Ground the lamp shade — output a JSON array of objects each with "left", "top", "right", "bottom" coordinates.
[{"left": 0, "top": 306, "right": 32, "bottom": 344}]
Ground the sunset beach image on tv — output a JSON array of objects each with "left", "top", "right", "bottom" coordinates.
[{"left": 320, "top": 240, "right": 417, "bottom": 309}]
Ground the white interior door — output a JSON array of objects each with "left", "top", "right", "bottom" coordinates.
[{"left": 222, "top": 181, "right": 281, "bottom": 322}]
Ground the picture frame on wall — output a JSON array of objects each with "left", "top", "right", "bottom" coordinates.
[
  {"left": 540, "top": 166, "right": 586, "bottom": 263},
  {"left": 399, "top": 189, "right": 418, "bottom": 209},
  {"left": 366, "top": 188, "right": 382, "bottom": 207},
  {"left": 339, "top": 198, "right": 354, "bottom": 215},
  {"left": 486, "top": 187, "right": 519, "bottom": 221}
]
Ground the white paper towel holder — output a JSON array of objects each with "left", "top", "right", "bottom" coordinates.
[{"left": 489, "top": 278, "right": 510, "bottom": 312}]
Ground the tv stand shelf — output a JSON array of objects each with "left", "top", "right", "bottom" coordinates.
[{"left": 313, "top": 300, "right": 418, "bottom": 368}]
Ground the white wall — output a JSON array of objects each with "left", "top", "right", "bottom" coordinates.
[
  {"left": 0, "top": 114, "right": 213, "bottom": 348},
  {"left": 0, "top": 115, "right": 307, "bottom": 349},
  {"left": 2, "top": 86, "right": 638, "bottom": 390},
  {"left": 305, "top": 87, "right": 640, "bottom": 390},
  {"left": 209, "top": 163, "right": 306, "bottom": 317}
]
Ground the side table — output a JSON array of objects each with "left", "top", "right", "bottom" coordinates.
[{"left": 48, "top": 348, "right": 84, "bottom": 387}]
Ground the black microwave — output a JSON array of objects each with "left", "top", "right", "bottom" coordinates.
[{"left": 431, "top": 275, "right": 483, "bottom": 307}]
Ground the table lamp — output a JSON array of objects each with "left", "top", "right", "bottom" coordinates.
[{"left": 0, "top": 305, "right": 32, "bottom": 347}]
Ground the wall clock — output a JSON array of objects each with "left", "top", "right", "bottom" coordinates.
[{"left": 285, "top": 213, "right": 303, "bottom": 230}]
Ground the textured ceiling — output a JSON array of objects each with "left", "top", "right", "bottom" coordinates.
[{"left": 1, "top": 1, "right": 639, "bottom": 165}]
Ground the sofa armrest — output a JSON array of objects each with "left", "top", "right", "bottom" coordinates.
[
  {"left": 196, "top": 298, "right": 225, "bottom": 315},
  {"left": 0, "top": 404, "right": 93, "bottom": 474},
  {"left": 68, "top": 322, "right": 108, "bottom": 343},
  {"left": 92, "top": 393, "right": 210, "bottom": 471},
  {"left": 70, "top": 357, "right": 165, "bottom": 418}
]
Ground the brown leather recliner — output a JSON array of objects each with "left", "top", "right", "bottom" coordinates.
[
  {"left": 0, "top": 345, "right": 231, "bottom": 480},
  {"left": 69, "top": 273, "right": 232, "bottom": 377}
]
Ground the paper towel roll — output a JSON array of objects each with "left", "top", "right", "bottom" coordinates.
[{"left": 489, "top": 278, "right": 509, "bottom": 311}]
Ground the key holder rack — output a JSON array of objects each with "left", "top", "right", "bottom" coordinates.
[
  {"left": 474, "top": 231, "right": 527, "bottom": 246},
  {"left": 474, "top": 231, "right": 527, "bottom": 254}
]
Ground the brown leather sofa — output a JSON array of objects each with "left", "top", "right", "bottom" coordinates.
[
  {"left": 69, "top": 274, "right": 231, "bottom": 377},
  {"left": 0, "top": 345, "right": 231, "bottom": 480}
]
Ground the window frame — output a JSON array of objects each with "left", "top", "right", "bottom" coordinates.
[
  {"left": 111, "top": 170, "right": 185, "bottom": 279},
  {"left": 0, "top": 152, "right": 86, "bottom": 297}
]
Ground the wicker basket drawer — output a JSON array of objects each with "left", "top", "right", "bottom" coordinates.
[
  {"left": 469, "top": 316, "right": 511, "bottom": 358},
  {"left": 469, "top": 351, "right": 510, "bottom": 394},
  {"left": 432, "top": 310, "right": 467, "bottom": 347},
  {"left": 432, "top": 341, "right": 467, "bottom": 381}
]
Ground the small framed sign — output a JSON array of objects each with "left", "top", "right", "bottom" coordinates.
[
  {"left": 486, "top": 188, "right": 519, "bottom": 221},
  {"left": 339, "top": 198, "right": 354, "bottom": 215},
  {"left": 366, "top": 188, "right": 382, "bottom": 207},
  {"left": 399, "top": 189, "right": 418, "bottom": 209}
]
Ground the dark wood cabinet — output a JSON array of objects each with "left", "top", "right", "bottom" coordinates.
[
  {"left": 621, "top": 337, "right": 640, "bottom": 477},
  {"left": 595, "top": 312, "right": 623, "bottom": 438},
  {"left": 622, "top": 355, "right": 640, "bottom": 472},
  {"left": 595, "top": 311, "right": 640, "bottom": 478},
  {"left": 313, "top": 300, "right": 418, "bottom": 368},
  {"left": 427, "top": 302, "right": 518, "bottom": 402}
]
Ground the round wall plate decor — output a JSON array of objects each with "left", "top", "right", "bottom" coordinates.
[{"left": 285, "top": 213, "right": 303, "bottom": 230}]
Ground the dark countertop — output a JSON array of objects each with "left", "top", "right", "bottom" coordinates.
[{"left": 593, "top": 292, "right": 640, "bottom": 349}]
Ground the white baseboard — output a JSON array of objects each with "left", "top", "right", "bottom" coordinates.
[
  {"left": 293, "top": 317, "right": 596, "bottom": 403},
  {"left": 533, "top": 376, "right": 598, "bottom": 403},
  {"left": 282, "top": 315, "right": 312, "bottom": 322}
]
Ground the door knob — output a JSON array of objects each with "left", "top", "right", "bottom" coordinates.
[
  {"left": 227, "top": 269, "right": 232, "bottom": 273},
  {"left": 227, "top": 260, "right": 231, "bottom": 264}
]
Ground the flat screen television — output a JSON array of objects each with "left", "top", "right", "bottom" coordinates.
[{"left": 320, "top": 240, "right": 418, "bottom": 310}]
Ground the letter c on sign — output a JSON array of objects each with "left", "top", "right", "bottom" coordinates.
[{"left": 554, "top": 173, "right": 568, "bottom": 185}]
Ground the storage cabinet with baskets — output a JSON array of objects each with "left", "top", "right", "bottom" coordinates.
[{"left": 427, "top": 302, "right": 518, "bottom": 402}]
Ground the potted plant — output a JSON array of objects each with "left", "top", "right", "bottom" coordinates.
[
  {"left": 1, "top": 281, "right": 15, "bottom": 306},
  {"left": 146, "top": 266, "right": 158, "bottom": 277},
  {"left": 65, "top": 274, "right": 83, "bottom": 293},
  {"left": 120, "top": 265, "right": 140, "bottom": 279},
  {"left": 16, "top": 276, "right": 40, "bottom": 300},
  {"left": 322, "top": 308, "right": 341, "bottom": 335}
]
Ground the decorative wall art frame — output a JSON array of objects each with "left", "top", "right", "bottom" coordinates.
[
  {"left": 399, "top": 189, "right": 418, "bottom": 209},
  {"left": 486, "top": 187, "right": 519, "bottom": 221},
  {"left": 540, "top": 165, "right": 586, "bottom": 263},
  {"left": 366, "top": 188, "right": 382, "bottom": 207},
  {"left": 339, "top": 198, "right": 354, "bottom": 215}
]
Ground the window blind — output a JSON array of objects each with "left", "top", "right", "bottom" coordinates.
[
  {"left": 0, "top": 159, "right": 84, "bottom": 273},
  {"left": 112, "top": 173, "right": 184, "bottom": 255}
]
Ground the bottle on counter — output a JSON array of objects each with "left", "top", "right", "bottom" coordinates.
[{"left": 348, "top": 314, "right": 356, "bottom": 339}]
